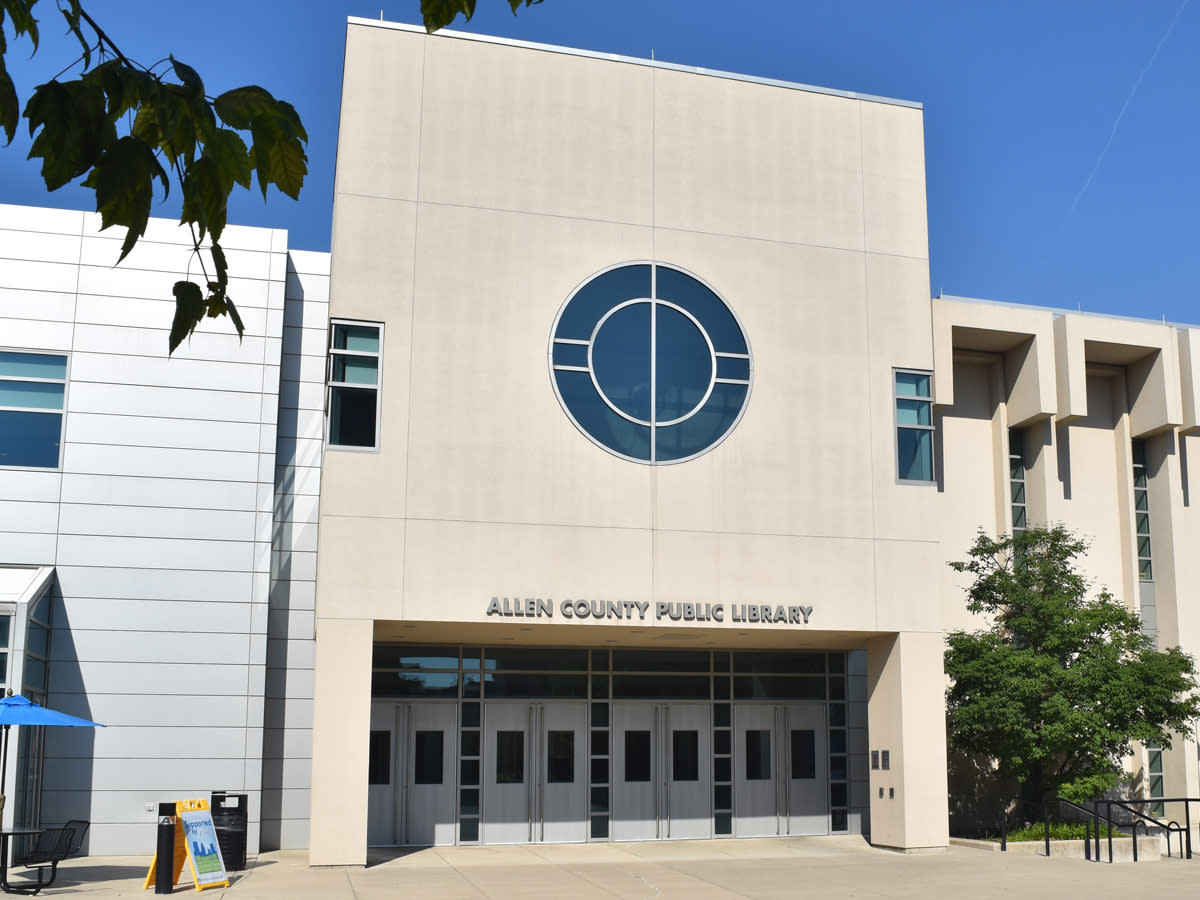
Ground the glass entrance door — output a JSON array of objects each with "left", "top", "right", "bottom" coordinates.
[
  {"left": 733, "top": 703, "right": 827, "bottom": 837},
  {"left": 481, "top": 702, "right": 587, "bottom": 844},
  {"left": 611, "top": 702, "right": 712, "bottom": 841}
]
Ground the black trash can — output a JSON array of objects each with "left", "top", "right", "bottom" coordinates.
[{"left": 210, "top": 792, "right": 248, "bottom": 871}]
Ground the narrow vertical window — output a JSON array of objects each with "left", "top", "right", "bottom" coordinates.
[
  {"left": 671, "top": 730, "right": 699, "bottom": 782},
  {"left": 1132, "top": 439, "right": 1152, "bottom": 581},
  {"left": 1009, "top": 427, "right": 1027, "bottom": 535},
  {"left": 496, "top": 731, "right": 524, "bottom": 784},
  {"left": 745, "top": 730, "right": 771, "bottom": 781},
  {"left": 547, "top": 731, "right": 574, "bottom": 783},
  {"left": 328, "top": 321, "right": 382, "bottom": 449},
  {"left": 1147, "top": 741, "right": 1164, "bottom": 816},
  {"left": 414, "top": 730, "right": 443, "bottom": 785},
  {"left": 791, "top": 729, "right": 816, "bottom": 780},
  {"left": 368, "top": 730, "right": 391, "bottom": 785},
  {"left": 0, "top": 351, "right": 67, "bottom": 469},
  {"left": 624, "top": 731, "right": 651, "bottom": 782},
  {"left": 894, "top": 370, "right": 933, "bottom": 482}
]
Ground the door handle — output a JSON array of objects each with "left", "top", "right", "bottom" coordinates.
[
  {"left": 782, "top": 707, "right": 791, "bottom": 833},
  {"left": 654, "top": 706, "right": 661, "bottom": 839},
  {"left": 528, "top": 704, "right": 536, "bottom": 843},
  {"left": 664, "top": 705, "right": 670, "bottom": 838},
  {"left": 396, "top": 705, "right": 406, "bottom": 846},
  {"left": 776, "top": 706, "right": 784, "bottom": 834},
  {"left": 537, "top": 705, "right": 546, "bottom": 839}
]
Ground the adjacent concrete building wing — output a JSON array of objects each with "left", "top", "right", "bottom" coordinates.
[{"left": 0, "top": 203, "right": 326, "bottom": 854}]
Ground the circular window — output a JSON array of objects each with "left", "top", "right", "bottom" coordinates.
[{"left": 549, "top": 263, "right": 752, "bottom": 464}]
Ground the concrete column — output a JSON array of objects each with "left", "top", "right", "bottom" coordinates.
[
  {"left": 308, "top": 617, "right": 373, "bottom": 866},
  {"left": 865, "top": 631, "right": 949, "bottom": 850}
]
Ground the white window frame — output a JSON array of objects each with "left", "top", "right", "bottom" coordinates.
[
  {"left": 326, "top": 319, "right": 384, "bottom": 452},
  {"left": 0, "top": 348, "right": 69, "bottom": 471},
  {"left": 893, "top": 368, "right": 935, "bottom": 485}
]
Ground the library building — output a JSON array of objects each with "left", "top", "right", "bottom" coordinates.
[{"left": 3, "top": 16, "right": 1200, "bottom": 867}]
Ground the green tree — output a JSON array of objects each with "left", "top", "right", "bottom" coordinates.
[
  {"left": 0, "top": 0, "right": 540, "bottom": 351},
  {"left": 945, "top": 525, "right": 1200, "bottom": 803}
]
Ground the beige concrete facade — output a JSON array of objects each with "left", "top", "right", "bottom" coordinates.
[
  {"left": 934, "top": 295, "right": 1200, "bottom": 828},
  {"left": 312, "top": 19, "right": 944, "bottom": 864},
  {"left": 310, "top": 17, "right": 1200, "bottom": 867}
]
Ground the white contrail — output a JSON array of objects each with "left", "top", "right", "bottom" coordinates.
[{"left": 1065, "top": 0, "right": 1191, "bottom": 220}]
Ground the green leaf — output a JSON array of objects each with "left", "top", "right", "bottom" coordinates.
[
  {"left": 214, "top": 86, "right": 307, "bottom": 199},
  {"left": 506, "top": 0, "right": 544, "bottom": 15},
  {"left": 180, "top": 156, "right": 227, "bottom": 242},
  {"left": 25, "top": 78, "right": 115, "bottom": 190},
  {"left": 90, "top": 60, "right": 154, "bottom": 121},
  {"left": 210, "top": 239, "right": 228, "bottom": 289},
  {"left": 81, "top": 135, "right": 169, "bottom": 260},
  {"left": 0, "top": 63, "right": 17, "bottom": 144},
  {"left": 168, "top": 56, "right": 214, "bottom": 142},
  {"left": 170, "top": 55, "right": 203, "bottom": 98},
  {"left": 421, "top": 0, "right": 476, "bottom": 32},
  {"left": 213, "top": 85, "right": 279, "bottom": 130},
  {"left": 224, "top": 295, "right": 245, "bottom": 338},
  {"left": 203, "top": 128, "right": 251, "bottom": 193},
  {"left": 247, "top": 120, "right": 306, "bottom": 200},
  {"left": 420, "top": 0, "right": 541, "bottom": 30},
  {"left": 0, "top": 3, "right": 29, "bottom": 142},
  {"left": 148, "top": 85, "right": 199, "bottom": 168},
  {"left": 169, "top": 280, "right": 206, "bottom": 352},
  {"left": 57, "top": 3, "right": 90, "bottom": 68},
  {"left": 2, "top": 0, "right": 41, "bottom": 48}
]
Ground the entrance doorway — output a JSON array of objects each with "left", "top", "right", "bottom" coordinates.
[
  {"left": 367, "top": 701, "right": 457, "bottom": 845},
  {"left": 481, "top": 702, "right": 588, "bottom": 843},
  {"left": 733, "top": 703, "right": 827, "bottom": 836},
  {"left": 611, "top": 703, "right": 712, "bottom": 840}
]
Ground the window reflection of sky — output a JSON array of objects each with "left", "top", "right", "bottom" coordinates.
[{"left": 550, "top": 263, "right": 750, "bottom": 464}]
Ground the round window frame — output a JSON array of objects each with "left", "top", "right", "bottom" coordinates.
[{"left": 547, "top": 261, "right": 754, "bottom": 465}]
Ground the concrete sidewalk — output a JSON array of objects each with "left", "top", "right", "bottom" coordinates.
[{"left": 27, "top": 837, "right": 1200, "bottom": 899}]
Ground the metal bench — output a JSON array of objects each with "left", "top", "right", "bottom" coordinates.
[
  {"left": 60, "top": 822, "right": 88, "bottom": 858},
  {"left": 12, "top": 827, "right": 76, "bottom": 895}
]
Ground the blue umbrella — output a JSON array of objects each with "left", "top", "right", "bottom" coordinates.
[{"left": 0, "top": 694, "right": 104, "bottom": 817}]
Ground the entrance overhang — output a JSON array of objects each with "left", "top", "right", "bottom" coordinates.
[{"left": 372, "top": 619, "right": 893, "bottom": 651}]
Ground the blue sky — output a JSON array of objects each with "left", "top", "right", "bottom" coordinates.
[{"left": 1, "top": 1, "right": 1196, "bottom": 322}]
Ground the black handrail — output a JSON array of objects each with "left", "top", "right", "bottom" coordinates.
[
  {"left": 1105, "top": 798, "right": 1192, "bottom": 860},
  {"left": 997, "top": 796, "right": 1119, "bottom": 859},
  {"left": 996, "top": 794, "right": 1200, "bottom": 863},
  {"left": 1130, "top": 820, "right": 1145, "bottom": 862}
]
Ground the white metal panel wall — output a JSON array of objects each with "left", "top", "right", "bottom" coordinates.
[
  {"left": 0, "top": 203, "right": 325, "bottom": 856},
  {"left": 260, "top": 249, "right": 327, "bottom": 850}
]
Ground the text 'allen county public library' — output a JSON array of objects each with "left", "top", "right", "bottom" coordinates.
[
  {"left": 2, "top": 16, "right": 1200, "bottom": 864},
  {"left": 484, "top": 597, "right": 814, "bottom": 625}
]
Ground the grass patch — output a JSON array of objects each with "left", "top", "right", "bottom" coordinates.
[{"left": 999, "top": 822, "right": 1126, "bottom": 842}]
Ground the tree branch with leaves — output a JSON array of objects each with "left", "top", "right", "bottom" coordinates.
[
  {"left": 419, "top": 0, "right": 543, "bottom": 32},
  {"left": 945, "top": 525, "right": 1200, "bottom": 804},
  {"left": 1, "top": 0, "right": 308, "bottom": 351},
  {"left": 1, "top": 1, "right": 545, "bottom": 351}
]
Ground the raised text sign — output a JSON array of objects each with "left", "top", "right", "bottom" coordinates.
[{"left": 485, "top": 596, "right": 812, "bottom": 625}]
